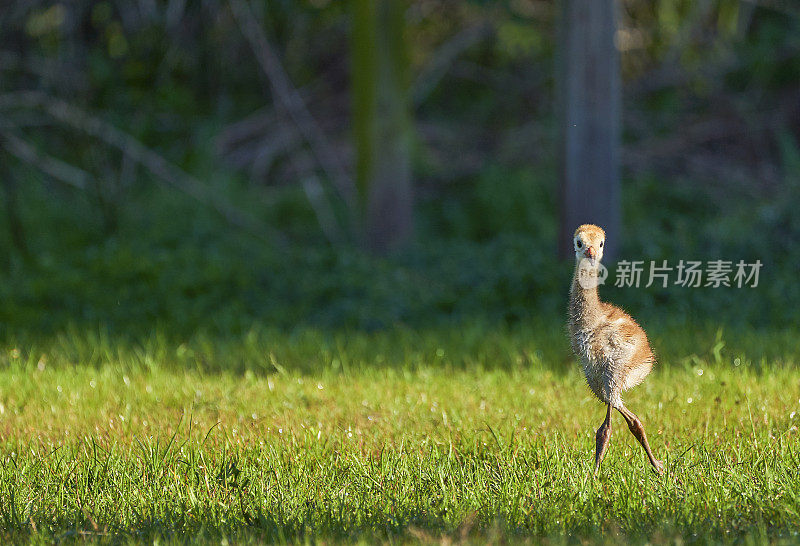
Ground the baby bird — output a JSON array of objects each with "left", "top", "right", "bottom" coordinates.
[{"left": 567, "top": 224, "right": 663, "bottom": 474}]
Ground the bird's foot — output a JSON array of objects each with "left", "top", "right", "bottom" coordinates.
[
  {"left": 651, "top": 459, "right": 664, "bottom": 475},
  {"left": 594, "top": 423, "right": 612, "bottom": 472}
]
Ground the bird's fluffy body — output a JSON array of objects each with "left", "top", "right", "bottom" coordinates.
[
  {"left": 567, "top": 224, "right": 655, "bottom": 408},
  {"left": 568, "top": 295, "right": 654, "bottom": 408}
]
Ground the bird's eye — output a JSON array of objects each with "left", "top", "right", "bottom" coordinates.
[
  {"left": 576, "top": 241, "right": 582, "bottom": 248},
  {"left": 600, "top": 241, "right": 604, "bottom": 248}
]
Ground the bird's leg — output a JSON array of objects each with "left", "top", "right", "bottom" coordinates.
[
  {"left": 594, "top": 404, "right": 613, "bottom": 473},
  {"left": 617, "top": 405, "right": 663, "bottom": 474}
]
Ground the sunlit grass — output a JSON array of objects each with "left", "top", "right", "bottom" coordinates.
[{"left": 1, "top": 323, "right": 799, "bottom": 544}]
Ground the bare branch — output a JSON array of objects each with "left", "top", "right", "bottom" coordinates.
[
  {"left": 0, "top": 130, "right": 90, "bottom": 190},
  {"left": 413, "top": 22, "right": 493, "bottom": 107},
  {"left": 301, "top": 175, "right": 344, "bottom": 245},
  {"left": 251, "top": 130, "right": 304, "bottom": 180},
  {"left": 216, "top": 107, "right": 280, "bottom": 153},
  {"left": 0, "top": 91, "right": 285, "bottom": 246},
  {"left": 228, "top": 0, "right": 354, "bottom": 209}
]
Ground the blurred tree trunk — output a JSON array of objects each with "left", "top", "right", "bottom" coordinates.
[
  {"left": 557, "top": 0, "right": 621, "bottom": 260},
  {"left": 352, "top": 0, "right": 413, "bottom": 254},
  {"left": 0, "top": 155, "right": 29, "bottom": 259}
]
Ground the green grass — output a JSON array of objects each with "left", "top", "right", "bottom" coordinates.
[{"left": 1, "top": 323, "right": 799, "bottom": 544}]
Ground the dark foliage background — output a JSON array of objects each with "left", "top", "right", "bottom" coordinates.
[{"left": 0, "top": 0, "right": 799, "bottom": 338}]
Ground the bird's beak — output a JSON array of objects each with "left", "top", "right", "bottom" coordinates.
[{"left": 585, "top": 247, "right": 596, "bottom": 260}]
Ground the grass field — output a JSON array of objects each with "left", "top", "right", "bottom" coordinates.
[{"left": 1, "top": 322, "right": 799, "bottom": 544}]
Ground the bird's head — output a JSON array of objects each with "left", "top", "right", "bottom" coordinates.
[{"left": 573, "top": 224, "right": 605, "bottom": 267}]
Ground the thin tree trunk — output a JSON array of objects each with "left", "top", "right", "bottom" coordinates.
[
  {"left": 0, "top": 155, "right": 29, "bottom": 258},
  {"left": 352, "top": 0, "right": 413, "bottom": 254},
  {"left": 558, "top": 0, "right": 621, "bottom": 260}
]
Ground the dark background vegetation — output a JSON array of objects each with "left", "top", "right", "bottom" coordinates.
[{"left": 0, "top": 0, "right": 799, "bottom": 340}]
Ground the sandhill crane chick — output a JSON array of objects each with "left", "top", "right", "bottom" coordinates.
[{"left": 568, "top": 224, "right": 663, "bottom": 474}]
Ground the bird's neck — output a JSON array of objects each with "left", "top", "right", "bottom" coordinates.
[{"left": 570, "top": 261, "right": 602, "bottom": 325}]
